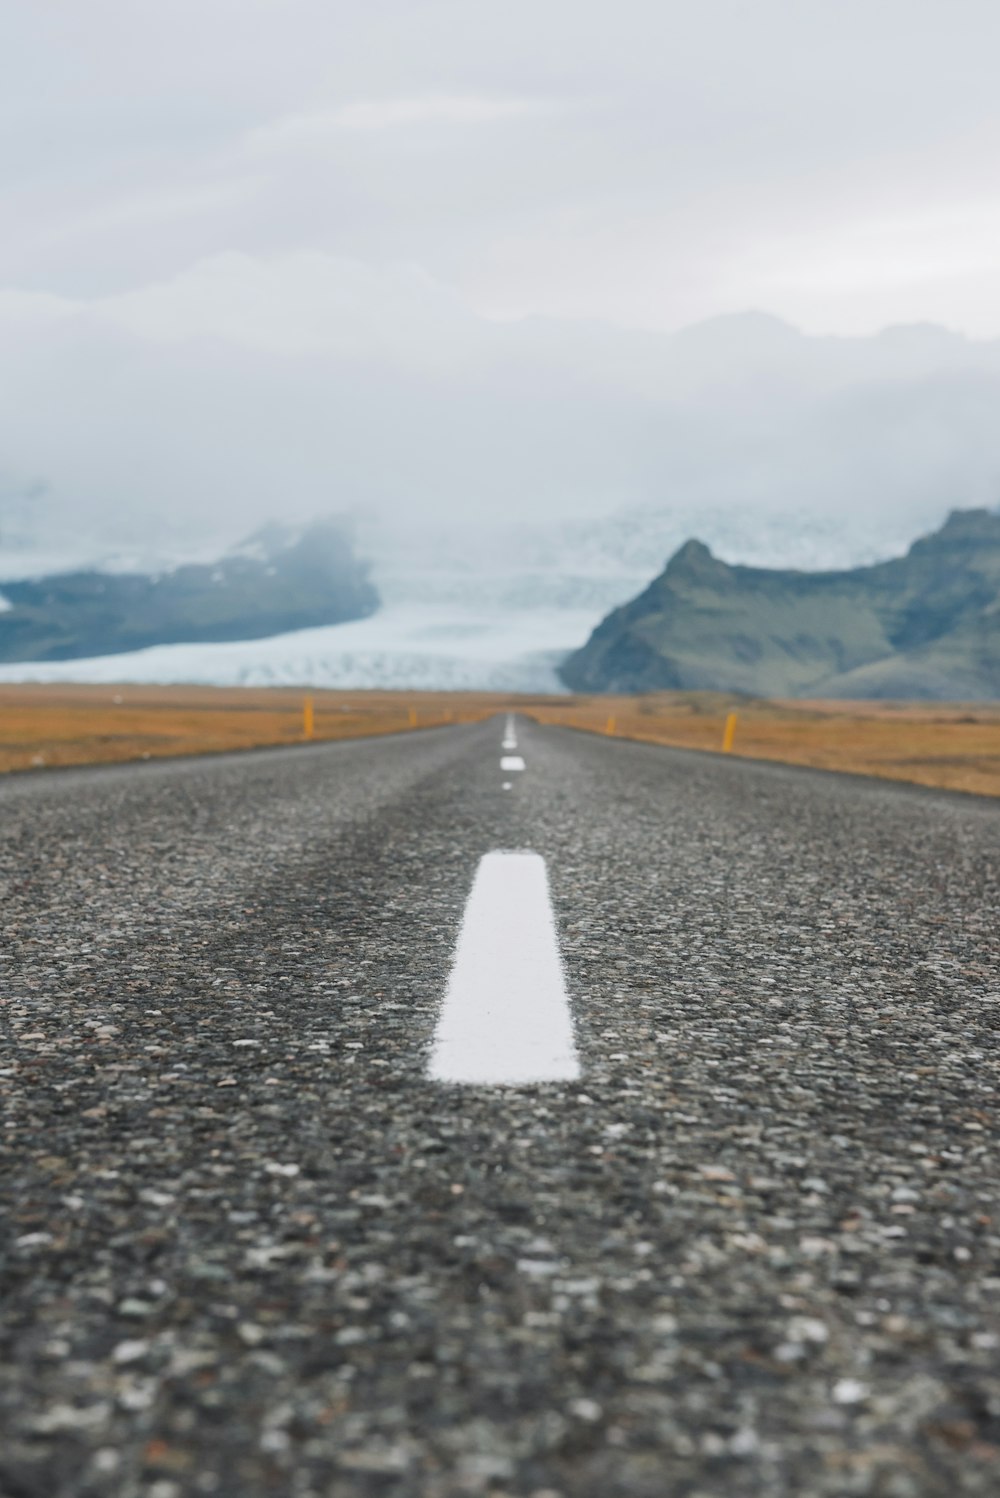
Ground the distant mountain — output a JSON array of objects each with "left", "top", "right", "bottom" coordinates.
[
  {"left": 0, "top": 520, "right": 377, "bottom": 664},
  {"left": 559, "top": 509, "right": 1000, "bottom": 700},
  {"left": 0, "top": 505, "right": 917, "bottom": 695},
  {"left": 0, "top": 504, "right": 960, "bottom": 693}
]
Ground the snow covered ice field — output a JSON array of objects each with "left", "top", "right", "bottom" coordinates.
[{"left": 0, "top": 601, "right": 596, "bottom": 692}]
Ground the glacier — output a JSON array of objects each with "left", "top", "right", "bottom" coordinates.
[{"left": 0, "top": 503, "right": 943, "bottom": 692}]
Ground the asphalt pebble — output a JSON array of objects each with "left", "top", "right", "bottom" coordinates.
[{"left": 1, "top": 721, "right": 998, "bottom": 1496}]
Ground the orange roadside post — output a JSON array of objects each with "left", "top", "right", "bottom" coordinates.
[{"left": 722, "top": 711, "right": 738, "bottom": 753}]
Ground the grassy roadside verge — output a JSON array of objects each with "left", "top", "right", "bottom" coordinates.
[
  {"left": 537, "top": 693, "right": 1000, "bottom": 799},
  {"left": 1, "top": 684, "right": 999, "bottom": 798},
  {"left": 0, "top": 684, "right": 505, "bottom": 775}
]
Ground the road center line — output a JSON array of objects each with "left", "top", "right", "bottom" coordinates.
[
  {"left": 503, "top": 714, "right": 517, "bottom": 750},
  {"left": 429, "top": 851, "right": 580, "bottom": 1085},
  {"left": 501, "top": 755, "right": 526, "bottom": 771}
]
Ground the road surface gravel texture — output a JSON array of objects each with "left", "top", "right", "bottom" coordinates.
[{"left": 1, "top": 718, "right": 998, "bottom": 1498}]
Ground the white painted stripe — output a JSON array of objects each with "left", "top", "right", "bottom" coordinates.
[
  {"left": 429, "top": 851, "right": 579, "bottom": 1085},
  {"left": 502, "top": 738, "right": 517, "bottom": 750},
  {"left": 503, "top": 713, "right": 517, "bottom": 750},
  {"left": 501, "top": 755, "right": 525, "bottom": 771}
]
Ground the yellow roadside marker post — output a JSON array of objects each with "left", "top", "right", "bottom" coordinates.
[
  {"left": 606, "top": 715, "right": 617, "bottom": 736},
  {"left": 722, "top": 711, "right": 738, "bottom": 753},
  {"left": 303, "top": 695, "right": 315, "bottom": 740},
  {"left": 409, "top": 706, "right": 418, "bottom": 728}
]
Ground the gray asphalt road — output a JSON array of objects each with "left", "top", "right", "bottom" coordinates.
[{"left": 2, "top": 718, "right": 999, "bottom": 1498}]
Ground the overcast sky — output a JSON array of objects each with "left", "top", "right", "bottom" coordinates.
[{"left": 2, "top": 0, "right": 1000, "bottom": 545}]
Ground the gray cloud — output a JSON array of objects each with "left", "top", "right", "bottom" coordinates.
[
  {"left": 2, "top": 0, "right": 1000, "bottom": 547},
  {"left": 5, "top": 0, "right": 1000, "bottom": 317}
]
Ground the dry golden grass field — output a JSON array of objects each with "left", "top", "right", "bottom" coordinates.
[
  {"left": 1, "top": 683, "right": 999, "bottom": 797},
  {"left": 532, "top": 693, "right": 1000, "bottom": 799}
]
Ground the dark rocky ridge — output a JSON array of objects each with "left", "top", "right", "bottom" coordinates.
[
  {"left": 0, "top": 520, "right": 378, "bottom": 663},
  {"left": 560, "top": 508, "right": 1000, "bottom": 699}
]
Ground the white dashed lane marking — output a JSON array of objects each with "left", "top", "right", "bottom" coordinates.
[
  {"left": 429, "top": 851, "right": 580, "bottom": 1085},
  {"left": 501, "top": 756, "right": 526, "bottom": 772}
]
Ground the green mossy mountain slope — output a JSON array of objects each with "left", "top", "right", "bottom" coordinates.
[{"left": 559, "top": 509, "right": 1000, "bottom": 699}]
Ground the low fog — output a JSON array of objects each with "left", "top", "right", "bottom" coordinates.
[{"left": 2, "top": 266, "right": 1000, "bottom": 559}]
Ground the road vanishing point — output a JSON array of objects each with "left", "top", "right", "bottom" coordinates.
[{"left": 2, "top": 715, "right": 999, "bottom": 1497}]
